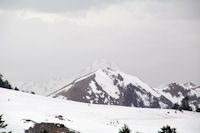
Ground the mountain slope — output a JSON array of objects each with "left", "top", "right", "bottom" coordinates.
[
  {"left": 156, "top": 82, "right": 200, "bottom": 110},
  {"left": 1, "top": 88, "right": 200, "bottom": 133},
  {"left": 51, "top": 68, "right": 173, "bottom": 108}
]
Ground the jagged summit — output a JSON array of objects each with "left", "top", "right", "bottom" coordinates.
[
  {"left": 183, "top": 82, "right": 197, "bottom": 89},
  {"left": 80, "top": 59, "right": 122, "bottom": 77}
]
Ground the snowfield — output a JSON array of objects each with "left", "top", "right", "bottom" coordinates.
[{"left": 0, "top": 88, "right": 200, "bottom": 133}]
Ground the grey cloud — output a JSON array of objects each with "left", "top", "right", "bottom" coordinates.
[
  {"left": 0, "top": 0, "right": 200, "bottom": 86},
  {"left": 0, "top": 0, "right": 122, "bottom": 13},
  {"left": 0, "top": 0, "right": 200, "bottom": 21}
]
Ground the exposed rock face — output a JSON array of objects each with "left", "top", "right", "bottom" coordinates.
[
  {"left": 54, "top": 74, "right": 120, "bottom": 105},
  {"left": 25, "top": 122, "right": 78, "bottom": 133},
  {"left": 163, "top": 83, "right": 190, "bottom": 97},
  {"left": 157, "top": 82, "right": 200, "bottom": 110},
  {"left": 120, "top": 84, "right": 160, "bottom": 108},
  {"left": 51, "top": 68, "right": 173, "bottom": 108}
]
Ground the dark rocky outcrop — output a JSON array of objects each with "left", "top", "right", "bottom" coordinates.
[
  {"left": 159, "top": 83, "right": 200, "bottom": 110},
  {"left": 25, "top": 122, "right": 79, "bottom": 133},
  {"left": 163, "top": 83, "right": 190, "bottom": 97}
]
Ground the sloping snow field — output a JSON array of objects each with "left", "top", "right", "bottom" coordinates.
[{"left": 0, "top": 88, "right": 200, "bottom": 133}]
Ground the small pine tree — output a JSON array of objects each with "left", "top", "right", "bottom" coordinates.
[
  {"left": 119, "top": 124, "right": 131, "bottom": 133},
  {"left": 0, "top": 114, "right": 7, "bottom": 129},
  {"left": 181, "top": 96, "right": 192, "bottom": 111},
  {"left": 0, "top": 73, "right": 5, "bottom": 88},
  {"left": 4, "top": 80, "right": 12, "bottom": 89},
  {"left": 14, "top": 87, "right": 19, "bottom": 91},
  {"left": 31, "top": 91, "right": 35, "bottom": 94},
  {"left": 158, "top": 125, "right": 176, "bottom": 133},
  {"left": 196, "top": 107, "right": 200, "bottom": 112},
  {"left": 0, "top": 73, "right": 19, "bottom": 91},
  {"left": 0, "top": 73, "right": 13, "bottom": 89},
  {"left": 172, "top": 103, "right": 181, "bottom": 110},
  {"left": 0, "top": 114, "right": 12, "bottom": 133}
]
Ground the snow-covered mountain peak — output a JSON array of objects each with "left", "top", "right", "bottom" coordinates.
[
  {"left": 51, "top": 66, "right": 172, "bottom": 108},
  {"left": 94, "top": 67, "right": 160, "bottom": 97},
  {"left": 80, "top": 59, "right": 121, "bottom": 76}
]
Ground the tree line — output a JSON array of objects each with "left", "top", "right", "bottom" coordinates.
[{"left": 0, "top": 73, "right": 19, "bottom": 90}]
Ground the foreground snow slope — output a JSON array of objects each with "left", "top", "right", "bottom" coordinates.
[{"left": 0, "top": 88, "right": 200, "bottom": 133}]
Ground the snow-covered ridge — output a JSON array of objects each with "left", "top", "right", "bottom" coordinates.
[
  {"left": 51, "top": 67, "right": 172, "bottom": 108},
  {"left": 94, "top": 69, "right": 120, "bottom": 99},
  {"left": 156, "top": 82, "right": 200, "bottom": 110},
  {"left": 80, "top": 59, "right": 122, "bottom": 77}
]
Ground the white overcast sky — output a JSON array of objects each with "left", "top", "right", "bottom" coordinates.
[{"left": 0, "top": 0, "right": 200, "bottom": 86}]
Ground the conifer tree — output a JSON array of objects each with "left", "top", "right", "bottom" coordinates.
[
  {"left": 196, "top": 107, "right": 200, "bottom": 112},
  {"left": 172, "top": 103, "right": 181, "bottom": 110},
  {"left": 181, "top": 96, "right": 192, "bottom": 111},
  {"left": 158, "top": 125, "right": 176, "bottom": 133},
  {"left": 0, "top": 73, "right": 12, "bottom": 89},
  {"left": 0, "top": 114, "right": 11, "bottom": 133},
  {"left": 0, "top": 114, "right": 7, "bottom": 129},
  {"left": 119, "top": 124, "right": 131, "bottom": 133}
]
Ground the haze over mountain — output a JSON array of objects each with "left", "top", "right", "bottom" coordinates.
[{"left": 12, "top": 59, "right": 120, "bottom": 95}]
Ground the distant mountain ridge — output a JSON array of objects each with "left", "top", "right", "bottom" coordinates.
[
  {"left": 156, "top": 82, "right": 200, "bottom": 110},
  {"left": 10, "top": 59, "right": 200, "bottom": 110},
  {"left": 11, "top": 78, "right": 73, "bottom": 95}
]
